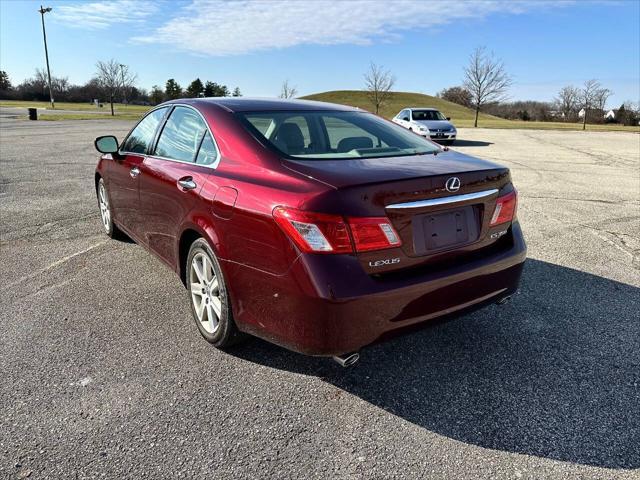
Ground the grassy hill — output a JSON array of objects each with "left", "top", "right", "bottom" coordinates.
[
  {"left": 301, "top": 90, "right": 639, "bottom": 132},
  {"left": 301, "top": 90, "right": 496, "bottom": 125}
]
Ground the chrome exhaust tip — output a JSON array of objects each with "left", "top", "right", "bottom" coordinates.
[
  {"left": 496, "top": 295, "right": 513, "bottom": 305},
  {"left": 332, "top": 352, "right": 360, "bottom": 368}
]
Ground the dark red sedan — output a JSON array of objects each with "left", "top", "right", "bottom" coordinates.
[{"left": 94, "top": 98, "right": 525, "bottom": 366}]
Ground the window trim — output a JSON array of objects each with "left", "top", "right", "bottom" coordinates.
[{"left": 120, "top": 103, "right": 221, "bottom": 170}]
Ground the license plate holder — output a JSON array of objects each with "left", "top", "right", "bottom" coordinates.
[{"left": 411, "top": 206, "right": 480, "bottom": 254}]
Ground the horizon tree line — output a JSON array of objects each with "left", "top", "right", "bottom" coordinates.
[{"left": 1, "top": 55, "right": 636, "bottom": 126}]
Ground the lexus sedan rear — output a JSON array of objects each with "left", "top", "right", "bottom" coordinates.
[{"left": 94, "top": 98, "right": 526, "bottom": 362}]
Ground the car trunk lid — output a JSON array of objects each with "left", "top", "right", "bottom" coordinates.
[{"left": 283, "top": 150, "right": 513, "bottom": 273}]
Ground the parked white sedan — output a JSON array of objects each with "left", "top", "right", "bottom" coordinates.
[{"left": 393, "top": 108, "right": 457, "bottom": 145}]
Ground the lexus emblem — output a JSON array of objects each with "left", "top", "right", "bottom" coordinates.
[{"left": 445, "top": 177, "right": 461, "bottom": 192}]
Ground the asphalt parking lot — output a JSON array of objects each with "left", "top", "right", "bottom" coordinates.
[{"left": 1, "top": 116, "right": 639, "bottom": 479}]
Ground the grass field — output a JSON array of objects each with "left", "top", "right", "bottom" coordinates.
[
  {"left": 37, "top": 112, "right": 144, "bottom": 121},
  {"left": 3, "top": 96, "right": 638, "bottom": 132},
  {"left": 302, "top": 91, "right": 640, "bottom": 133},
  {"left": 0, "top": 100, "right": 149, "bottom": 113}
]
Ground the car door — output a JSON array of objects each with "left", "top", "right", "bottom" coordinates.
[
  {"left": 108, "top": 107, "right": 168, "bottom": 239},
  {"left": 138, "top": 105, "right": 216, "bottom": 266}
]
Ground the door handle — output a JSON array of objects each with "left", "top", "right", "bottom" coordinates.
[
  {"left": 178, "top": 177, "right": 197, "bottom": 190},
  {"left": 130, "top": 166, "right": 140, "bottom": 178}
]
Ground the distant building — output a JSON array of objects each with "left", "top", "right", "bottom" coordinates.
[
  {"left": 578, "top": 108, "right": 611, "bottom": 119},
  {"left": 604, "top": 109, "right": 618, "bottom": 120}
]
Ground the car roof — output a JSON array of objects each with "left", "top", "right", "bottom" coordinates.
[
  {"left": 408, "top": 107, "right": 439, "bottom": 111},
  {"left": 166, "top": 97, "right": 361, "bottom": 113}
]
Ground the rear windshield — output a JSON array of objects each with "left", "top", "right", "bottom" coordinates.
[
  {"left": 237, "top": 110, "right": 440, "bottom": 160},
  {"left": 412, "top": 110, "right": 446, "bottom": 121}
]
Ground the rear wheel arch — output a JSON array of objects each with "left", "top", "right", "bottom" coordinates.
[
  {"left": 177, "top": 222, "right": 225, "bottom": 286},
  {"left": 179, "top": 228, "right": 205, "bottom": 286}
]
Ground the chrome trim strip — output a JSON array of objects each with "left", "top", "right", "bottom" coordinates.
[{"left": 386, "top": 189, "right": 499, "bottom": 210}]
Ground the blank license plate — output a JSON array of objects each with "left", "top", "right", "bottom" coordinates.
[{"left": 423, "top": 209, "right": 470, "bottom": 250}]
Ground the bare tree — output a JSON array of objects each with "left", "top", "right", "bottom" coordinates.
[
  {"left": 554, "top": 85, "right": 579, "bottom": 121},
  {"left": 118, "top": 63, "right": 137, "bottom": 104},
  {"left": 279, "top": 80, "right": 298, "bottom": 99},
  {"left": 579, "top": 79, "right": 602, "bottom": 130},
  {"left": 463, "top": 47, "right": 512, "bottom": 127},
  {"left": 364, "top": 62, "right": 395, "bottom": 115},
  {"left": 593, "top": 87, "right": 613, "bottom": 113},
  {"left": 96, "top": 59, "right": 136, "bottom": 115}
]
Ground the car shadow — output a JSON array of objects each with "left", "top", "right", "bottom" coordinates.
[
  {"left": 232, "top": 259, "right": 640, "bottom": 469},
  {"left": 452, "top": 139, "right": 494, "bottom": 147}
]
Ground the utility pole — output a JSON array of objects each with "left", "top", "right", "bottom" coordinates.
[
  {"left": 38, "top": 5, "right": 54, "bottom": 109},
  {"left": 119, "top": 64, "right": 127, "bottom": 104}
]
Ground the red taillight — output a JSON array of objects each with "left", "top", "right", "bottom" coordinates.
[
  {"left": 273, "top": 207, "right": 402, "bottom": 254},
  {"left": 347, "top": 217, "right": 402, "bottom": 252},
  {"left": 273, "top": 207, "right": 352, "bottom": 254},
  {"left": 490, "top": 190, "right": 518, "bottom": 226}
]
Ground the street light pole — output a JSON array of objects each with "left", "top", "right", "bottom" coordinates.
[
  {"left": 38, "top": 5, "right": 54, "bottom": 109},
  {"left": 119, "top": 64, "right": 127, "bottom": 104}
]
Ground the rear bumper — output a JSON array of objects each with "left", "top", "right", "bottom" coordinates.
[{"left": 226, "top": 222, "right": 526, "bottom": 356}]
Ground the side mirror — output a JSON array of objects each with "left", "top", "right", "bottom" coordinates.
[
  {"left": 402, "top": 117, "right": 410, "bottom": 121},
  {"left": 446, "top": 117, "right": 451, "bottom": 121},
  {"left": 95, "top": 135, "right": 119, "bottom": 154}
]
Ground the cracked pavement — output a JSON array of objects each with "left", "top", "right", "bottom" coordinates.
[{"left": 1, "top": 118, "right": 639, "bottom": 479}]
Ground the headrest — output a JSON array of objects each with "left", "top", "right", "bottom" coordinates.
[
  {"left": 337, "top": 136, "right": 373, "bottom": 152},
  {"left": 275, "top": 123, "right": 305, "bottom": 153}
]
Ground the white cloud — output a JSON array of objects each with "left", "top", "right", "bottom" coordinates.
[
  {"left": 55, "top": 0, "right": 157, "bottom": 29},
  {"left": 132, "top": 0, "right": 571, "bottom": 56}
]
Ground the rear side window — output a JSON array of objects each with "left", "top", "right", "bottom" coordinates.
[
  {"left": 155, "top": 106, "right": 207, "bottom": 162},
  {"left": 195, "top": 132, "right": 218, "bottom": 165},
  {"left": 121, "top": 107, "right": 167, "bottom": 154}
]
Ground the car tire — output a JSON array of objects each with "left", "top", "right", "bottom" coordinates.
[
  {"left": 186, "top": 238, "right": 244, "bottom": 348},
  {"left": 97, "top": 177, "right": 126, "bottom": 239}
]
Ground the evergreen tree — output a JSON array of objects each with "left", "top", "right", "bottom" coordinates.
[
  {"left": 203, "top": 81, "right": 216, "bottom": 97},
  {"left": 165, "top": 79, "right": 182, "bottom": 100},
  {"left": 150, "top": 85, "right": 164, "bottom": 105},
  {"left": 0, "top": 70, "right": 11, "bottom": 90},
  {"left": 204, "top": 81, "right": 229, "bottom": 97},
  {"left": 186, "top": 78, "right": 204, "bottom": 98},
  {"left": 232, "top": 87, "right": 242, "bottom": 97}
]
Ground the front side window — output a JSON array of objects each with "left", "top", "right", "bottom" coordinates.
[
  {"left": 238, "top": 110, "right": 440, "bottom": 160},
  {"left": 155, "top": 106, "right": 208, "bottom": 162},
  {"left": 121, "top": 107, "right": 168, "bottom": 154}
]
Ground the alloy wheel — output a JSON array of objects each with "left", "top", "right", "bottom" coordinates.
[
  {"left": 98, "top": 182, "right": 111, "bottom": 232},
  {"left": 189, "top": 252, "right": 222, "bottom": 334}
]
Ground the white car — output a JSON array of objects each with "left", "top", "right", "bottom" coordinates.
[{"left": 392, "top": 108, "right": 457, "bottom": 145}]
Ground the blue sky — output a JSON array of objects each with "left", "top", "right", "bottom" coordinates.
[{"left": 1, "top": 0, "right": 638, "bottom": 107}]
